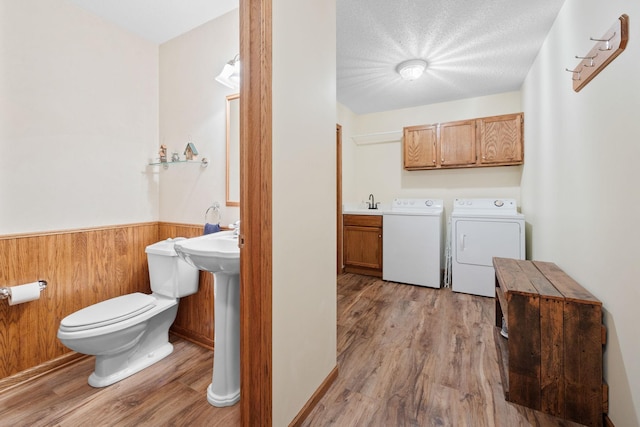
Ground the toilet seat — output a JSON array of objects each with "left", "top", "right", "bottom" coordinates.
[{"left": 60, "top": 293, "right": 156, "bottom": 332}]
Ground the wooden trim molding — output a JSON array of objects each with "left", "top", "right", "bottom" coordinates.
[
  {"left": 0, "top": 352, "right": 88, "bottom": 395},
  {"left": 240, "top": 0, "right": 273, "bottom": 425},
  {"left": 288, "top": 366, "right": 339, "bottom": 427},
  {"left": 336, "top": 124, "right": 343, "bottom": 274}
]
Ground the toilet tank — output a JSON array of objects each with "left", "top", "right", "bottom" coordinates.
[{"left": 145, "top": 238, "right": 200, "bottom": 298}]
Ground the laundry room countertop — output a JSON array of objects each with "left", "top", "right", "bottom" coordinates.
[{"left": 342, "top": 203, "right": 388, "bottom": 215}]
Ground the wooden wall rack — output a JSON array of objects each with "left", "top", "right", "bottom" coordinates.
[{"left": 567, "top": 14, "right": 629, "bottom": 92}]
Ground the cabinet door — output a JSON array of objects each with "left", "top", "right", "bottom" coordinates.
[
  {"left": 439, "top": 120, "right": 477, "bottom": 166},
  {"left": 403, "top": 125, "right": 437, "bottom": 169},
  {"left": 478, "top": 113, "right": 523, "bottom": 165},
  {"left": 343, "top": 225, "right": 382, "bottom": 271}
]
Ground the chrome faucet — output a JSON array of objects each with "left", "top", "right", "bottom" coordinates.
[{"left": 368, "top": 194, "right": 379, "bottom": 210}]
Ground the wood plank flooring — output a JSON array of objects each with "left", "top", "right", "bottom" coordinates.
[
  {"left": 302, "top": 274, "right": 585, "bottom": 427},
  {"left": 1, "top": 273, "right": 586, "bottom": 426},
  {"left": 0, "top": 336, "right": 239, "bottom": 427}
]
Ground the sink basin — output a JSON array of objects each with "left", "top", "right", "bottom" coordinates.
[
  {"left": 173, "top": 230, "right": 241, "bottom": 407},
  {"left": 174, "top": 230, "right": 239, "bottom": 274}
]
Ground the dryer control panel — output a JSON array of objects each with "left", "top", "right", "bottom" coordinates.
[{"left": 453, "top": 198, "right": 518, "bottom": 215}]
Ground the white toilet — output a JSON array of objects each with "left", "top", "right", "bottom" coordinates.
[{"left": 57, "top": 237, "right": 200, "bottom": 387}]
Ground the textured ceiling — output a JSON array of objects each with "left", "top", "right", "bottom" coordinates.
[
  {"left": 338, "top": 0, "right": 566, "bottom": 114},
  {"left": 67, "top": 0, "right": 566, "bottom": 115}
]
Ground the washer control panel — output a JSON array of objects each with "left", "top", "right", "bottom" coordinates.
[{"left": 391, "top": 198, "right": 443, "bottom": 212}]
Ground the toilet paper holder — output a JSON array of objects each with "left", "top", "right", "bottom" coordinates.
[{"left": 0, "top": 280, "right": 47, "bottom": 300}]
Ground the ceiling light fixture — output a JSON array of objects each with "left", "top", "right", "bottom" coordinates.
[
  {"left": 396, "top": 59, "right": 428, "bottom": 81},
  {"left": 215, "top": 54, "right": 240, "bottom": 89}
]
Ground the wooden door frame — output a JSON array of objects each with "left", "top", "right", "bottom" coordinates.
[
  {"left": 336, "top": 124, "right": 343, "bottom": 275},
  {"left": 239, "top": 0, "right": 272, "bottom": 425}
]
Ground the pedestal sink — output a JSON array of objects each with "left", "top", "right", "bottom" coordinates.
[{"left": 173, "top": 230, "right": 240, "bottom": 407}]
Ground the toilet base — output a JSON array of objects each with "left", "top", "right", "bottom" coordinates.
[{"left": 88, "top": 342, "right": 174, "bottom": 387}]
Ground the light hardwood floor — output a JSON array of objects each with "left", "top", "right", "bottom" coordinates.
[
  {"left": 1, "top": 274, "right": 586, "bottom": 426},
  {"left": 303, "top": 274, "right": 584, "bottom": 427},
  {"left": 0, "top": 336, "right": 239, "bottom": 426}
]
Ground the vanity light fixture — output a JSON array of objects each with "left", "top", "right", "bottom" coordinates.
[
  {"left": 396, "top": 59, "right": 428, "bottom": 81},
  {"left": 215, "top": 54, "right": 240, "bottom": 89}
]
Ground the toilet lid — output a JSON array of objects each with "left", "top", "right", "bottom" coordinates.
[{"left": 60, "top": 293, "right": 156, "bottom": 332}]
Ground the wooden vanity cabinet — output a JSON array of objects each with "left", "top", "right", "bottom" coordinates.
[
  {"left": 343, "top": 214, "right": 382, "bottom": 277},
  {"left": 403, "top": 124, "right": 437, "bottom": 169}
]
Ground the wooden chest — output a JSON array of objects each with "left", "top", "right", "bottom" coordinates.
[{"left": 493, "top": 257, "right": 606, "bottom": 427}]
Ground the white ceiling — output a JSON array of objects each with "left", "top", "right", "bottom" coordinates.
[
  {"left": 67, "top": 0, "right": 566, "bottom": 115},
  {"left": 67, "top": 0, "right": 239, "bottom": 44}
]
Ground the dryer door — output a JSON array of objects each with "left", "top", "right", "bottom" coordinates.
[{"left": 455, "top": 219, "right": 523, "bottom": 266}]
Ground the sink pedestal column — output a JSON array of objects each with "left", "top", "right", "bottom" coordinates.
[{"left": 207, "top": 271, "right": 240, "bottom": 407}]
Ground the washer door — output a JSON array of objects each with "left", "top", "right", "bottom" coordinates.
[{"left": 455, "top": 219, "right": 523, "bottom": 266}]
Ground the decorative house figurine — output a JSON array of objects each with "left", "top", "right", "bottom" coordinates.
[
  {"left": 184, "top": 142, "right": 199, "bottom": 160},
  {"left": 159, "top": 144, "right": 167, "bottom": 162}
]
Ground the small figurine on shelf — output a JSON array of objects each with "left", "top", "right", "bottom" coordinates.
[
  {"left": 159, "top": 144, "right": 168, "bottom": 163},
  {"left": 171, "top": 152, "right": 180, "bottom": 162},
  {"left": 184, "top": 142, "right": 199, "bottom": 161}
]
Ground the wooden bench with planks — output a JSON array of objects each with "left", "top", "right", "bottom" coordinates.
[{"left": 493, "top": 257, "right": 607, "bottom": 427}]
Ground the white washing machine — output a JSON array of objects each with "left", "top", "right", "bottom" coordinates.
[
  {"left": 451, "top": 198, "right": 525, "bottom": 297},
  {"left": 383, "top": 198, "right": 443, "bottom": 288}
]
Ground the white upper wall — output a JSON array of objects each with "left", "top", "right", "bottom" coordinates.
[
  {"left": 159, "top": 9, "right": 239, "bottom": 226},
  {"left": 339, "top": 91, "right": 523, "bottom": 217},
  {"left": 522, "top": 0, "right": 640, "bottom": 423},
  {"left": 272, "top": 0, "right": 337, "bottom": 424},
  {"left": 0, "top": 0, "right": 159, "bottom": 234}
]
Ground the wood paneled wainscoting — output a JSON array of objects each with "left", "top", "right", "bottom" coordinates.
[{"left": 0, "top": 222, "right": 217, "bottom": 392}]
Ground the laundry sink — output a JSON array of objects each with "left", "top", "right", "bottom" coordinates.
[
  {"left": 173, "top": 230, "right": 241, "bottom": 408},
  {"left": 173, "top": 230, "right": 239, "bottom": 274}
]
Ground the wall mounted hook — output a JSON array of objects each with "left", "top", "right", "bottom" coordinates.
[
  {"left": 590, "top": 32, "right": 616, "bottom": 51},
  {"left": 575, "top": 53, "right": 598, "bottom": 67},
  {"left": 565, "top": 68, "right": 582, "bottom": 81}
]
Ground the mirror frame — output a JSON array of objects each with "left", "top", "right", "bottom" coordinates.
[{"left": 226, "top": 93, "right": 240, "bottom": 207}]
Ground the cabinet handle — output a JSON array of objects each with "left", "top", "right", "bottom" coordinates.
[
  {"left": 460, "top": 234, "right": 466, "bottom": 251},
  {"left": 378, "top": 234, "right": 381, "bottom": 238}
]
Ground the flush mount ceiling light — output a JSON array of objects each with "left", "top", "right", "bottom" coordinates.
[
  {"left": 215, "top": 54, "right": 240, "bottom": 89},
  {"left": 396, "top": 59, "right": 428, "bottom": 81}
]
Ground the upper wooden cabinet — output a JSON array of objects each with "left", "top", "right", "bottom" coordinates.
[
  {"left": 439, "top": 119, "right": 477, "bottom": 167},
  {"left": 404, "top": 124, "right": 437, "bottom": 169},
  {"left": 403, "top": 113, "right": 524, "bottom": 170},
  {"left": 478, "top": 113, "right": 523, "bottom": 165}
]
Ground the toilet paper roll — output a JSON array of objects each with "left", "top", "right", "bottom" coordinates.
[{"left": 8, "top": 282, "right": 41, "bottom": 306}]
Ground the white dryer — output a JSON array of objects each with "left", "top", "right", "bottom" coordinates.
[{"left": 451, "top": 198, "right": 525, "bottom": 297}]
